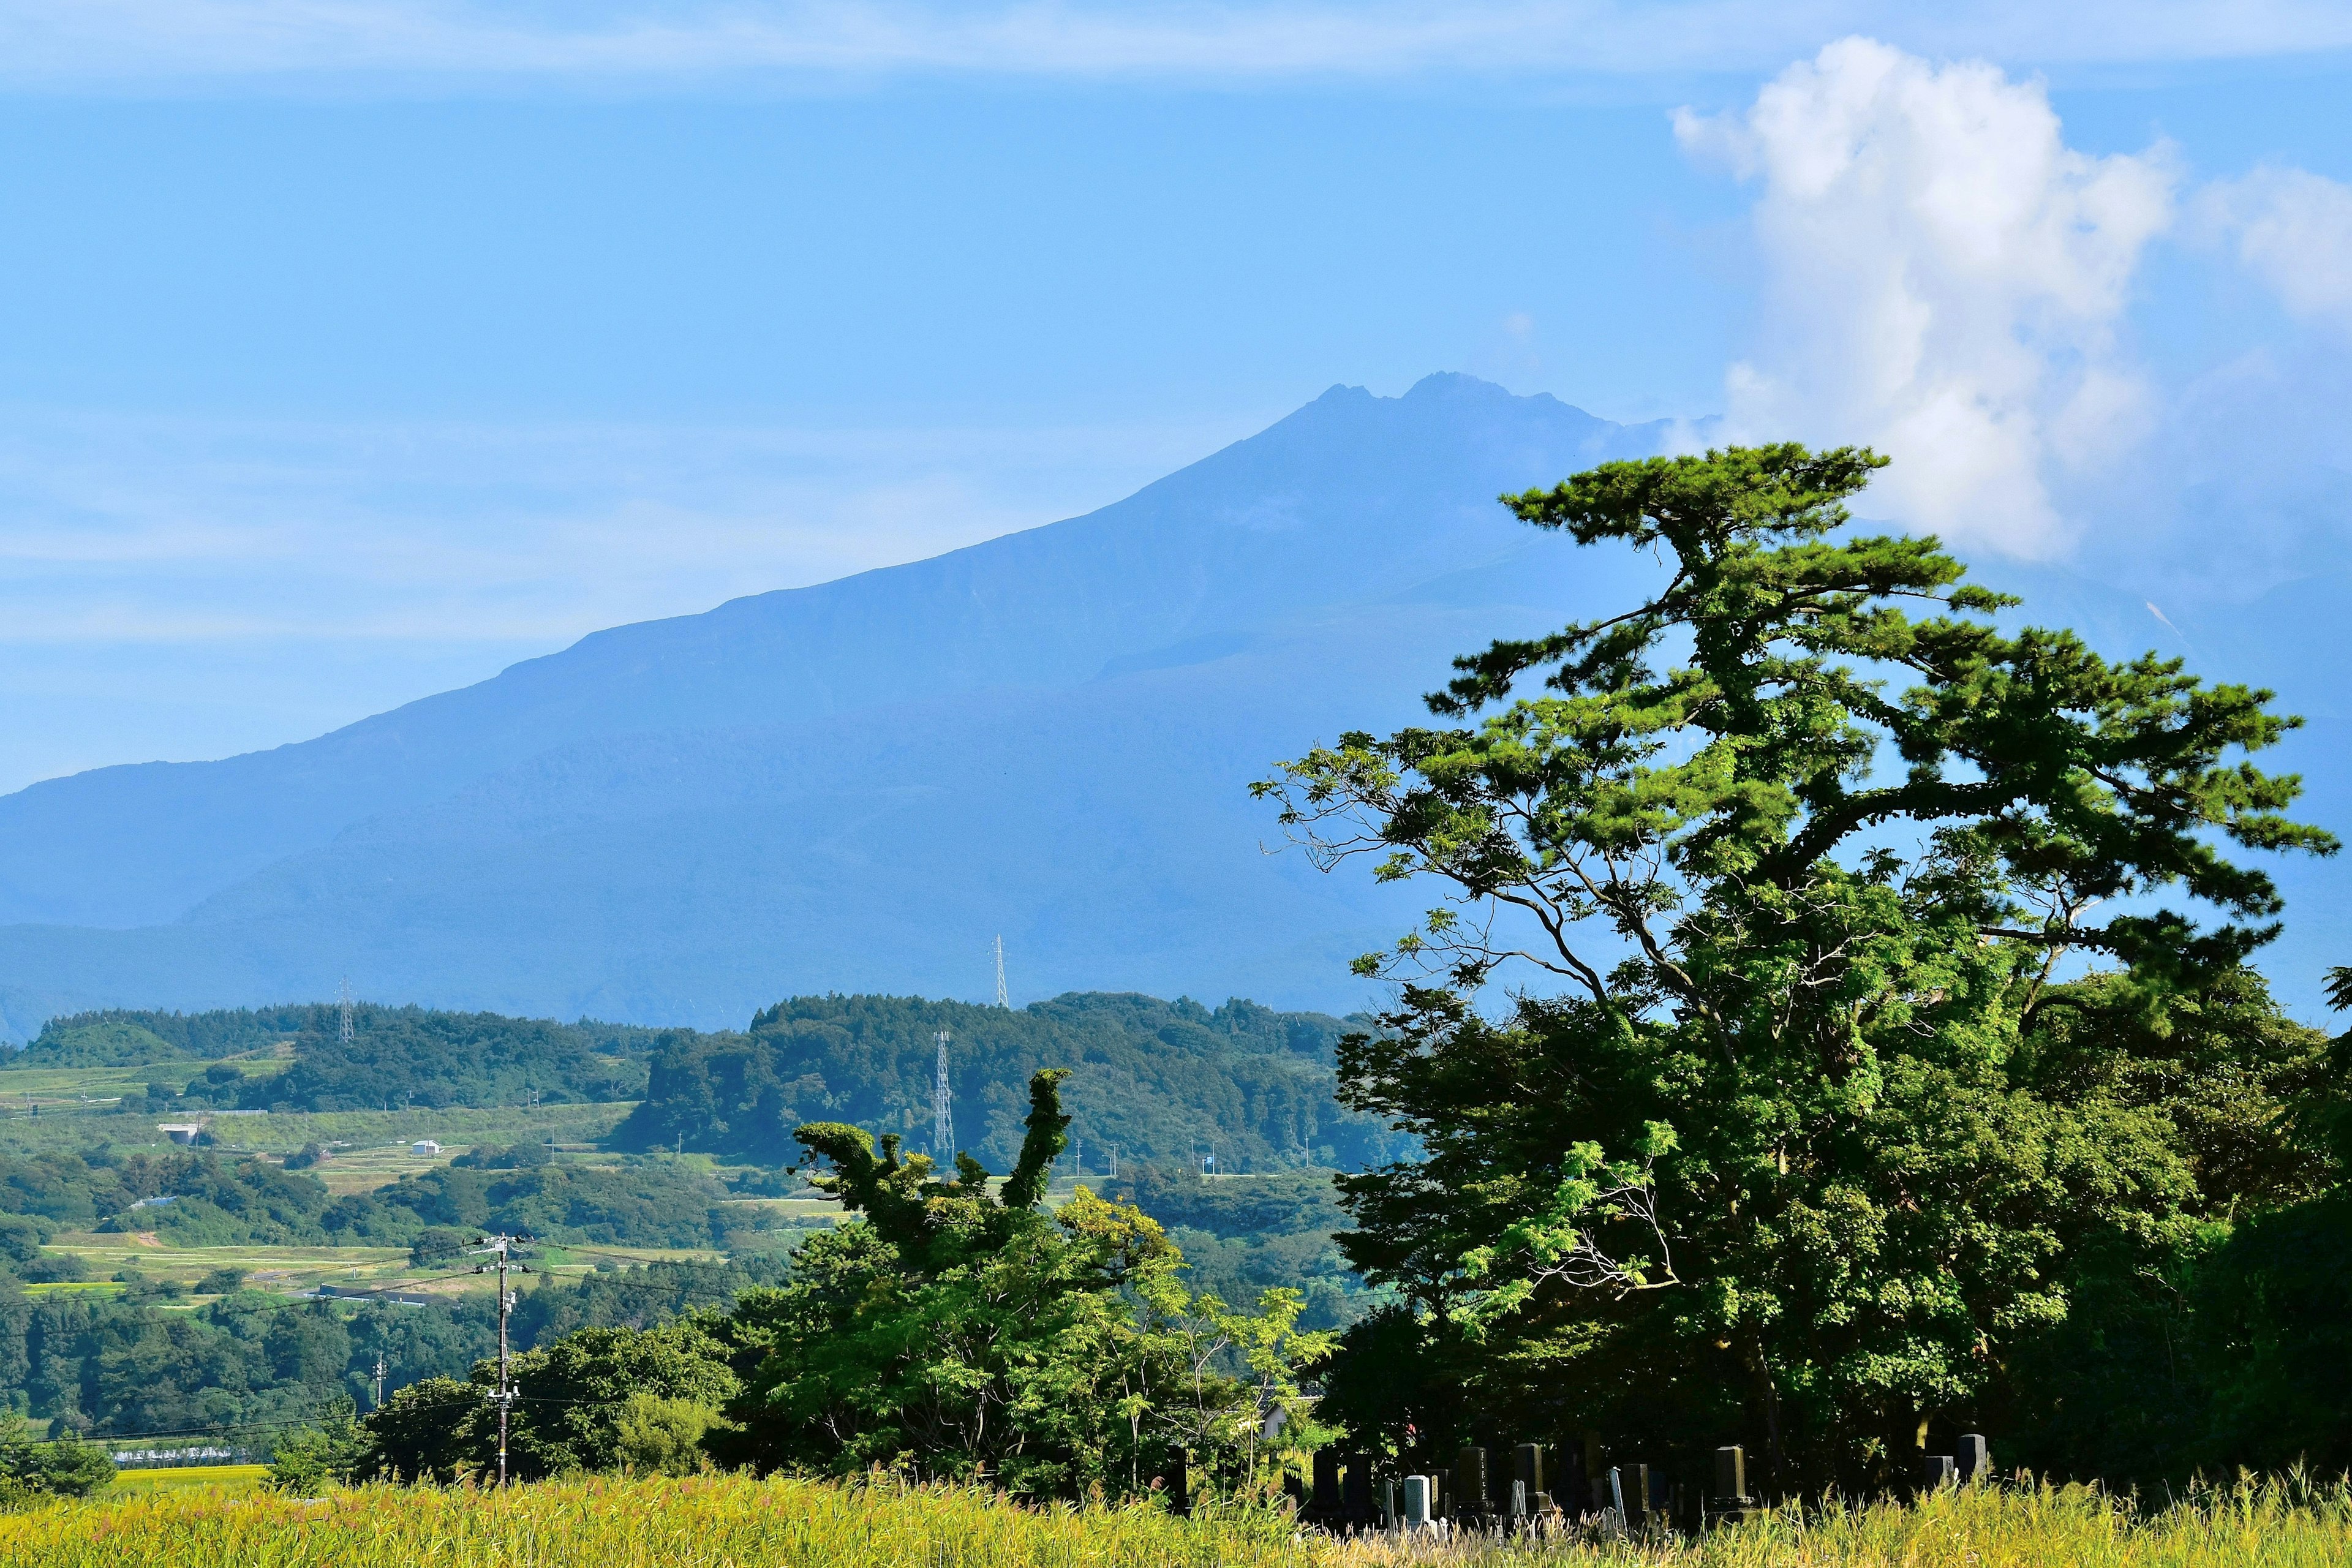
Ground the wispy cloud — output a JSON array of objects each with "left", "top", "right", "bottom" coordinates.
[
  {"left": 2198, "top": 167, "right": 2352, "bottom": 336},
  {"left": 0, "top": 407, "right": 1234, "bottom": 644},
  {"left": 0, "top": 406, "right": 1246, "bottom": 789},
  {"left": 1, "top": 1, "right": 2350, "bottom": 88}
]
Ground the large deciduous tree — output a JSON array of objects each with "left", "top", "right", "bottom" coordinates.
[{"left": 1257, "top": 446, "right": 2333, "bottom": 1491}]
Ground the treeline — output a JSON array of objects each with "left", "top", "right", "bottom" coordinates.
[
  {"left": 307, "top": 1072, "right": 1324, "bottom": 1498},
  {"left": 0, "top": 1258, "right": 780, "bottom": 1440},
  {"left": 1109, "top": 1164, "right": 1374, "bottom": 1333},
  {"left": 20, "top": 1005, "right": 712, "bottom": 1112},
  {"left": 0, "top": 1146, "right": 769, "bottom": 1253},
  {"left": 615, "top": 992, "right": 1406, "bottom": 1172}
]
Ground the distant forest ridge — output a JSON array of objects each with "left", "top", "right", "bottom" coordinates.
[
  {"left": 12, "top": 1002, "right": 685, "bottom": 1112},
  {"left": 12, "top": 993, "right": 1401, "bottom": 1168},
  {"left": 613, "top": 991, "right": 1408, "bottom": 1173}
]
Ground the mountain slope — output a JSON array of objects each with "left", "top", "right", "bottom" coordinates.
[
  {"left": 8, "top": 374, "right": 2347, "bottom": 1036},
  {"left": 0, "top": 375, "right": 1674, "bottom": 1035}
]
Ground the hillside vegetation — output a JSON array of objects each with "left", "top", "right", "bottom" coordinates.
[
  {"left": 0, "top": 1146, "right": 744, "bottom": 1253},
  {"left": 616, "top": 992, "right": 1402, "bottom": 1172},
  {"left": 18, "top": 1004, "right": 695, "bottom": 1110},
  {"left": 0, "top": 1256, "right": 781, "bottom": 1441}
]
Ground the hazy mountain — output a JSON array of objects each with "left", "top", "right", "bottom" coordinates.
[
  {"left": 3, "top": 373, "right": 2346, "bottom": 1039},
  {"left": 0, "top": 375, "right": 1676, "bottom": 1036}
]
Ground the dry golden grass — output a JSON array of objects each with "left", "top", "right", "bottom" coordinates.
[{"left": 6, "top": 1472, "right": 2349, "bottom": 1567}]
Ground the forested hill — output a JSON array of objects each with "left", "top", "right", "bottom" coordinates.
[
  {"left": 614, "top": 992, "right": 1408, "bottom": 1173},
  {"left": 13, "top": 1003, "right": 710, "bottom": 1112}
]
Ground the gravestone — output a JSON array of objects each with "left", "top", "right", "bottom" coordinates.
[
  {"left": 1556, "top": 1442, "right": 1588, "bottom": 1518},
  {"left": 1403, "top": 1474, "right": 1437, "bottom": 1529},
  {"left": 1711, "top": 1444, "right": 1756, "bottom": 1523},
  {"left": 1513, "top": 1444, "right": 1544, "bottom": 1518},
  {"left": 1622, "top": 1463, "right": 1652, "bottom": 1529},
  {"left": 1456, "top": 1447, "right": 1490, "bottom": 1521},
  {"left": 1169, "top": 1452, "right": 1189, "bottom": 1516},
  {"left": 1311, "top": 1449, "right": 1341, "bottom": 1521},
  {"left": 1923, "top": 1455, "right": 1956, "bottom": 1490},
  {"left": 1958, "top": 1433, "right": 1991, "bottom": 1483},
  {"left": 1342, "top": 1454, "right": 1376, "bottom": 1526}
]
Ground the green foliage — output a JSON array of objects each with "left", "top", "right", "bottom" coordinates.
[
  {"left": 722, "top": 1070, "right": 1333, "bottom": 1499},
  {"left": 0, "top": 1240, "right": 785, "bottom": 1445},
  {"left": 0, "top": 1412, "right": 111, "bottom": 1500},
  {"left": 0, "top": 1140, "right": 740, "bottom": 1253},
  {"left": 12, "top": 1020, "right": 180, "bottom": 1069},
  {"left": 1109, "top": 1166, "right": 1379, "bottom": 1332},
  {"left": 265, "top": 1397, "right": 366, "bottom": 1494},
  {"left": 617, "top": 992, "right": 1398, "bottom": 1173},
  {"left": 359, "top": 1319, "right": 740, "bottom": 1482},
  {"left": 1259, "top": 445, "right": 2333, "bottom": 1492},
  {"left": 16, "top": 1004, "right": 688, "bottom": 1111},
  {"left": 361, "top": 1377, "right": 484, "bottom": 1483},
  {"left": 323, "top": 1157, "right": 735, "bottom": 1250}
]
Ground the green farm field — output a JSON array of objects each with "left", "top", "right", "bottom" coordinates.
[
  {"left": 3, "top": 1476, "right": 2349, "bottom": 1568},
  {"left": 0, "top": 1096, "right": 630, "bottom": 1159}
]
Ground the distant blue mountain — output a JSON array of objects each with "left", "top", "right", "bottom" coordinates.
[{"left": 1, "top": 373, "right": 2345, "bottom": 1039}]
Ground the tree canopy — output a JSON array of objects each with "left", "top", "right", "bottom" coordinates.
[
  {"left": 1259, "top": 445, "right": 2335, "bottom": 1492},
  {"left": 616, "top": 991, "right": 1401, "bottom": 1172},
  {"left": 717, "top": 1069, "right": 1333, "bottom": 1498}
]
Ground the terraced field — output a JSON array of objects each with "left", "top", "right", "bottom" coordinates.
[
  {"left": 40, "top": 1233, "right": 421, "bottom": 1295},
  {"left": 0, "top": 1097, "right": 630, "bottom": 1159}
]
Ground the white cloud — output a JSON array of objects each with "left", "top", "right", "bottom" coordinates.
[
  {"left": 2199, "top": 166, "right": 2352, "bottom": 333},
  {"left": 1677, "top": 37, "right": 2173, "bottom": 556},
  {"left": 0, "top": 1, "right": 2350, "bottom": 87}
]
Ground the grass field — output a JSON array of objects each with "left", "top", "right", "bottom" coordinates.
[
  {"left": 110, "top": 1465, "right": 269, "bottom": 1496},
  {"left": 0, "top": 1474, "right": 1308, "bottom": 1567},
  {"left": 2, "top": 1476, "right": 2349, "bottom": 1568},
  {"left": 35, "top": 1232, "right": 756, "bottom": 1298}
]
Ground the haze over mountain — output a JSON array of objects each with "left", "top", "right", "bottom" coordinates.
[{"left": 2, "top": 372, "right": 2347, "bottom": 1039}]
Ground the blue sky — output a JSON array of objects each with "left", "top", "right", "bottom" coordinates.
[{"left": 3, "top": 2, "right": 2351, "bottom": 790}]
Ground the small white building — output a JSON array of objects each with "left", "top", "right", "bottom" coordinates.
[
  {"left": 157, "top": 1124, "right": 202, "bottom": 1146},
  {"left": 411, "top": 1140, "right": 442, "bottom": 1156}
]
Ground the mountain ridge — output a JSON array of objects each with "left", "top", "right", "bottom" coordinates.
[{"left": 6, "top": 374, "right": 2348, "bottom": 1038}]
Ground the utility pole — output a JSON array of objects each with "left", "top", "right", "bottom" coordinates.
[
  {"left": 933, "top": 1031, "right": 955, "bottom": 1162},
  {"left": 372, "top": 1351, "right": 387, "bottom": 1411},
  {"left": 993, "top": 937, "right": 1009, "bottom": 1009},
  {"left": 469, "top": 1234, "right": 530, "bottom": 1485}
]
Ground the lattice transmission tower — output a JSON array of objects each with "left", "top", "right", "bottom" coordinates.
[
  {"left": 337, "top": 978, "right": 355, "bottom": 1047},
  {"left": 994, "top": 935, "right": 1009, "bottom": 1009},
  {"left": 933, "top": 1030, "right": 954, "bottom": 1162}
]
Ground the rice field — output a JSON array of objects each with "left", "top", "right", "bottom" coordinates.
[
  {"left": 110, "top": 1464, "right": 270, "bottom": 1496},
  {"left": 1, "top": 1474, "right": 2347, "bottom": 1567},
  {"left": 0, "top": 1473, "right": 1310, "bottom": 1567},
  {"left": 42, "top": 1233, "right": 416, "bottom": 1294}
]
